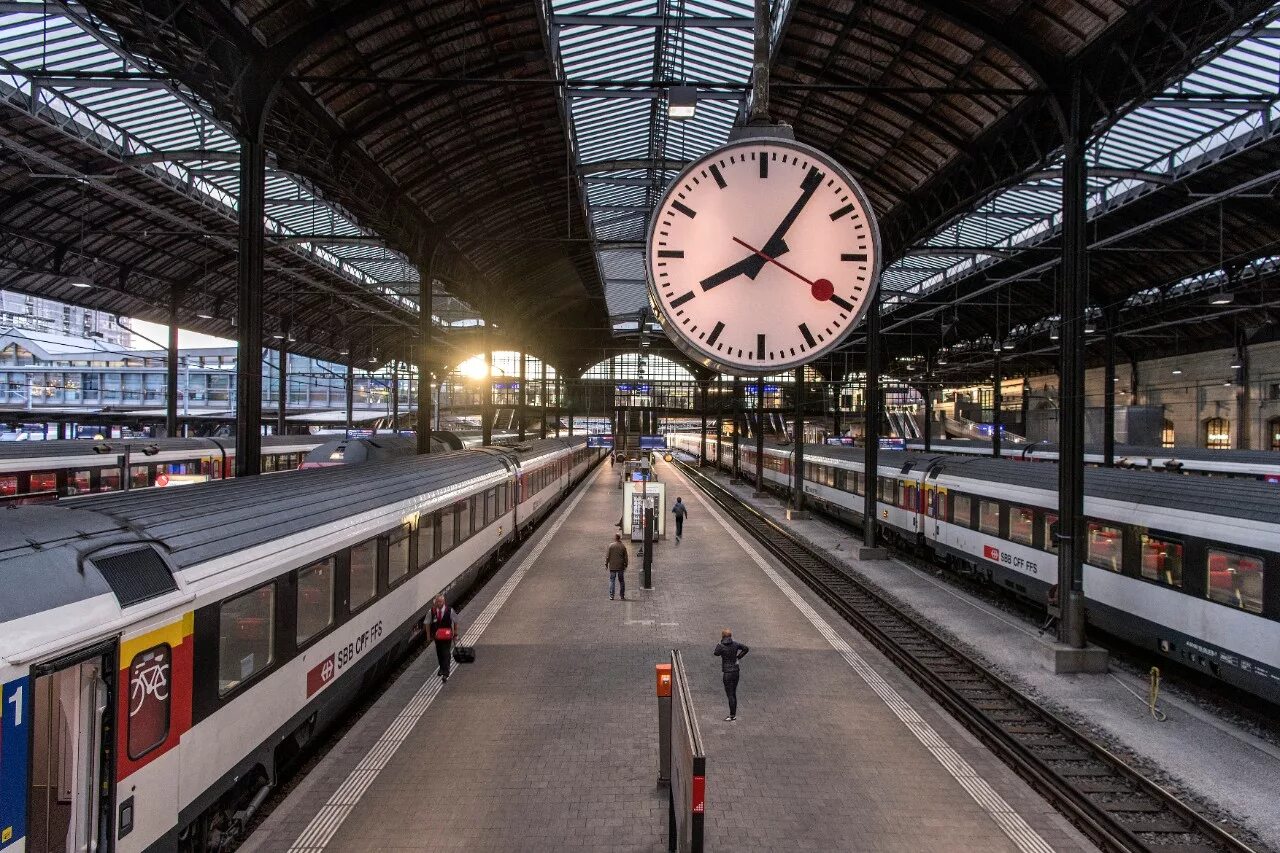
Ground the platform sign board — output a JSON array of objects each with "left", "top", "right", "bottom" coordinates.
[
  {"left": 588, "top": 434, "right": 614, "bottom": 449},
  {"left": 878, "top": 437, "right": 905, "bottom": 451},
  {"left": 668, "top": 650, "right": 705, "bottom": 853},
  {"left": 640, "top": 435, "right": 668, "bottom": 450},
  {"left": 623, "top": 480, "right": 665, "bottom": 539}
]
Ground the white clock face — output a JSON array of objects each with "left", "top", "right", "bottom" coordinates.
[{"left": 645, "top": 137, "right": 880, "bottom": 374}]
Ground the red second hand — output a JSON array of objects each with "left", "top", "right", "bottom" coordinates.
[{"left": 732, "top": 237, "right": 834, "bottom": 301}]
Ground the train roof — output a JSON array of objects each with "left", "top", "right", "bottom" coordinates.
[
  {"left": 775, "top": 443, "right": 1280, "bottom": 525},
  {"left": 0, "top": 451, "right": 509, "bottom": 626},
  {"left": 508, "top": 436, "right": 588, "bottom": 463},
  {"left": 908, "top": 439, "right": 1280, "bottom": 470},
  {"left": 0, "top": 434, "right": 321, "bottom": 462}
]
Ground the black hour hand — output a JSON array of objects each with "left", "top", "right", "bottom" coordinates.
[{"left": 700, "top": 255, "right": 758, "bottom": 291}]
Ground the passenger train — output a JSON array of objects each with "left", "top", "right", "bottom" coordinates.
[
  {"left": 0, "top": 436, "right": 325, "bottom": 504},
  {"left": 670, "top": 433, "right": 1279, "bottom": 705},
  {"left": 0, "top": 437, "right": 603, "bottom": 853},
  {"left": 903, "top": 438, "right": 1280, "bottom": 482}
]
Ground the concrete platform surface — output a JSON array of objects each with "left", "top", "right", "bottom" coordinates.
[{"left": 245, "top": 459, "right": 1098, "bottom": 853}]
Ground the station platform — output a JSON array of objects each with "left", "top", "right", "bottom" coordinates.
[{"left": 245, "top": 459, "right": 1097, "bottom": 853}]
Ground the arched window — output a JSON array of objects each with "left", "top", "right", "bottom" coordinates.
[
  {"left": 1269, "top": 417, "right": 1280, "bottom": 452},
  {"left": 1161, "top": 419, "right": 1175, "bottom": 449},
  {"left": 1203, "top": 417, "right": 1230, "bottom": 450}
]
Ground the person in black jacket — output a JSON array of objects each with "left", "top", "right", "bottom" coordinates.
[
  {"left": 425, "top": 595, "right": 461, "bottom": 684},
  {"left": 713, "top": 629, "right": 750, "bottom": 721}
]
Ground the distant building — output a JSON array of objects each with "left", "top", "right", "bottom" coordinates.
[{"left": 0, "top": 290, "right": 130, "bottom": 349}]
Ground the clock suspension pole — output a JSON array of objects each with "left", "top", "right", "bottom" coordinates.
[
  {"left": 748, "top": 0, "right": 770, "bottom": 124},
  {"left": 753, "top": 377, "right": 766, "bottom": 497},
  {"left": 992, "top": 345, "right": 1003, "bottom": 459},
  {"left": 860, "top": 287, "right": 887, "bottom": 560},
  {"left": 518, "top": 346, "right": 527, "bottom": 441}
]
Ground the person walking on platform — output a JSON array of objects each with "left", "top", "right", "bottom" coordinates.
[
  {"left": 426, "top": 595, "right": 460, "bottom": 684},
  {"left": 606, "top": 532, "right": 629, "bottom": 600},
  {"left": 714, "top": 629, "right": 750, "bottom": 721},
  {"left": 671, "top": 497, "right": 688, "bottom": 544}
]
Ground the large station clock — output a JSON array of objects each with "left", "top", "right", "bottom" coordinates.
[{"left": 645, "top": 137, "right": 880, "bottom": 374}]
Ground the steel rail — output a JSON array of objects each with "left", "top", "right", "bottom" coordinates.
[{"left": 675, "top": 458, "right": 1256, "bottom": 853}]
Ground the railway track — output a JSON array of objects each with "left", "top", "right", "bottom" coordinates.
[{"left": 675, "top": 458, "right": 1255, "bottom": 853}]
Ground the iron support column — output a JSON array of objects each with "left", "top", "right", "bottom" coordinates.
[
  {"left": 1103, "top": 309, "right": 1117, "bottom": 466},
  {"left": 540, "top": 360, "right": 549, "bottom": 439},
  {"left": 699, "top": 381, "right": 708, "bottom": 465},
  {"left": 832, "top": 384, "right": 842, "bottom": 438},
  {"left": 793, "top": 365, "right": 805, "bottom": 513},
  {"left": 390, "top": 359, "right": 399, "bottom": 434},
  {"left": 754, "top": 378, "right": 765, "bottom": 494},
  {"left": 482, "top": 343, "right": 493, "bottom": 446},
  {"left": 277, "top": 317, "right": 290, "bottom": 437},
  {"left": 555, "top": 376, "right": 562, "bottom": 437},
  {"left": 345, "top": 360, "right": 354, "bottom": 435},
  {"left": 992, "top": 348, "right": 1002, "bottom": 458},
  {"left": 863, "top": 288, "right": 882, "bottom": 553},
  {"left": 1057, "top": 80, "right": 1088, "bottom": 649},
  {"left": 731, "top": 376, "right": 742, "bottom": 481},
  {"left": 923, "top": 360, "right": 933, "bottom": 452},
  {"left": 518, "top": 350, "right": 527, "bottom": 441},
  {"left": 166, "top": 287, "right": 180, "bottom": 437},
  {"left": 417, "top": 259, "right": 435, "bottom": 454},
  {"left": 234, "top": 136, "right": 266, "bottom": 476}
]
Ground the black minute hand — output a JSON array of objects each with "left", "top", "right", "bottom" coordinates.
[{"left": 746, "top": 166, "right": 824, "bottom": 280}]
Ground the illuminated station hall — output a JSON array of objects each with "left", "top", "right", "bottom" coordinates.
[{"left": 2, "top": 1, "right": 1279, "bottom": 852}]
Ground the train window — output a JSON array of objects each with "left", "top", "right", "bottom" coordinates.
[
  {"left": 485, "top": 488, "right": 497, "bottom": 526},
  {"left": 978, "top": 501, "right": 1000, "bottom": 535},
  {"left": 388, "top": 524, "right": 412, "bottom": 586},
  {"left": 30, "top": 470, "right": 56, "bottom": 493},
  {"left": 419, "top": 515, "right": 438, "bottom": 568},
  {"left": 68, "top": 470, "right": 91, "bottom": 496},
  {"left": 1206, "top": 549, "right": 1264, "bottom": 614},
  {"left": 100, "top": 467, "right": 121, "bottom": 492},
  {"left": 1009, "top": 508, "right": 1035, "bottom": 545},
  {"left": 439, "top": 507, "right": 456, "bottom": 553},
  {"left": 1139, "top": 534, "right": 1183, "bottom": 588},
  {"left": 901, "top": 482, "right": 917, "bottom": 511},
  {"left": 952, "top": 495, "right": 972, "bottom": 527},
  {"left": 296, "top": 558, "right": 335, "bottom": 644},
  {"left": 1086, "top": 522, "right": 1123, "bottom": 572},
  {"left": 853, "top": 471, "right": 864, "bottom": 496},
  {"left": 0, "top": 474, "right": 16, "bottom": 496},
  {"left": 349, "top": 538, "right": 378, "bottom": 610},
  {"left": 218, "top": 584, "right": 275, "bottom": 696},
  {"left": 130, "top": 464, "right": 150, "bottom": 489},
  {"left": 128, "top": 643, "right": 171, "bottom": 759},
  {"left": 1043, "top": 514, "right": 1059, "bottom": 554},
  {"left": 497, "top": 483, "right": 508, "bottom": 514},
  {"left": 263, "top": 454, "right": 278, "bottom": 473}
]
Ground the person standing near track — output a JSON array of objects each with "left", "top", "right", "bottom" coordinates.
[
  {"left": 671, "top": 496, "right": 688, "bottom": 544},
  {"left": 714, "top": 628, "right": 749, "bottom": 721},
  {"left": 426, "top": 594, "right": 460, "bottom": 684},
  {"left": 606, "top": 532, "right": 628, "bottom": 600}
]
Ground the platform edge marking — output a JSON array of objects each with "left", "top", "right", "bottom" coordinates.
[{"left": 285, "top": 470, "right": 599, "bottom": 853}]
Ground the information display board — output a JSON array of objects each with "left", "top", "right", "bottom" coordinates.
[
  {"left": 587, "top": 434, "right": 615, "bottom": 448},
  {"left": 640, "top": 435, "right": 668, "bottom": 450}
]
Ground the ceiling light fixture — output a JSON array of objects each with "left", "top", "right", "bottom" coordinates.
[
  {"left": 69, "top": 281, "right": 92, "bottom": 289},
  {"left": 668, "top": 86, "right": 697, "bottom": 119},
  {"left": 1209, "top": 292, "right": 1234, "bottom": 305},
  {"left": 196, "top": 312, "right": 213, "bottom": 320},
  {"left": 1172, "top": 368, "right": 1183, "bottom": 375}
]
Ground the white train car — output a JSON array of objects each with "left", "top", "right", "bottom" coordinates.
[
  {"left": 670, "top": 433, "right": 1280, "bottom": 704},
  {"left": 0, "top": 437, "right": 601, "bottom": 853}
]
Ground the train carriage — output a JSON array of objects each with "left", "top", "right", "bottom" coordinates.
[
  {"left": 0, "top": 436, "right": 601, "bottom": 853},
  {"left": 670, "top": 433, "right": 1280, "bottom": 704}
]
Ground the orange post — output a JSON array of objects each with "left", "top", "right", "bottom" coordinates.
[{"left": 656, "top": 663, "right": 672, "bottom": 697}]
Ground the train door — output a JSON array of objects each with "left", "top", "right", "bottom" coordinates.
[
  {"left": 925, "top": 485, "right": 946, "bottom": 538},
  {"left": 26, "top": 643, "right": 116, "bottom": 853}
]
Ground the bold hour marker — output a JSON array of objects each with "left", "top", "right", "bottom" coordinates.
[
  {"left": 829, "top": 204, "right": 854, "bottom": 220},
  {"left": 706, "top": 321, "right": 725, "bottom": 346},
  {"left": 759, "top": 155, "right": 768, "bottom": 179},
  {"left": 756, "top": 334, "right": 766, "bottom": 360},
  {"left": 830, "top": 294, "right": 854, "bottom": 311},
  {"left": 709, "top": 164, "right": 726, "bottom": 189},
  {"left": 658, "top": 250, "right": 684, "bottom": 258},
  {"left": 841, "top": 253, "right": 867, "bottom": 262},
  {"left": 670, "top": 290, "right": 695, "bottom": 308},
  {"left": 799, "top": 323, "right": 817, "bottom": 348},
  {"left": 672, "top": 201, "right": 696, "bottom": 218}
]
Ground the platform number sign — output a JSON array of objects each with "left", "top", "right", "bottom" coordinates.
[
  {"left": 0, "top": 677, "right": 30, "bottom": 850},
  {"left": 646, "top": 136, "right": 880, "bottom": 375}
]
